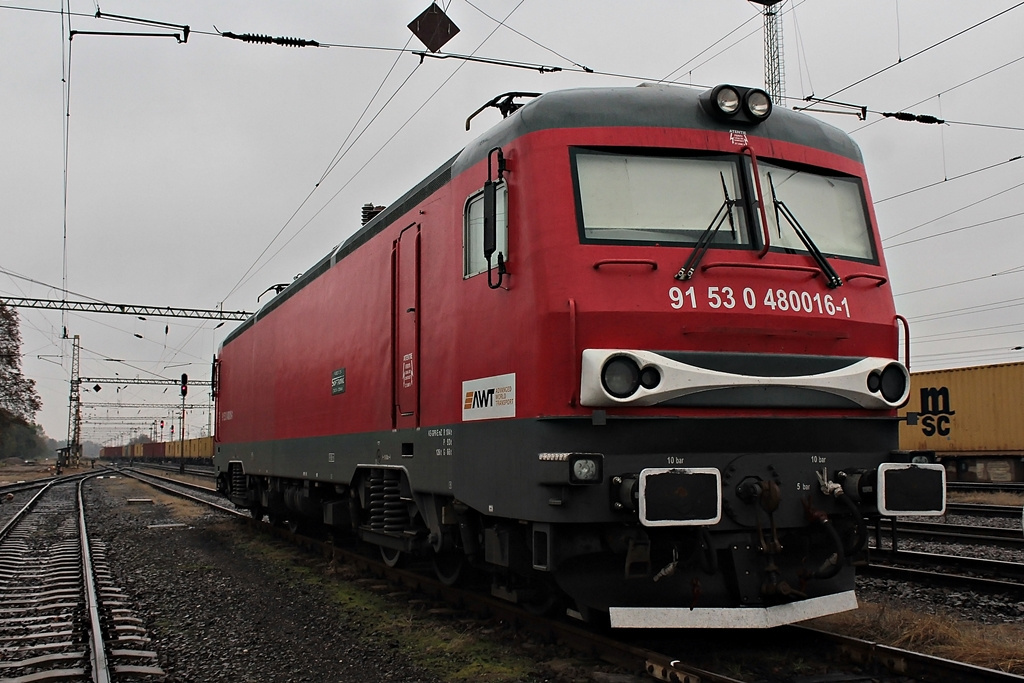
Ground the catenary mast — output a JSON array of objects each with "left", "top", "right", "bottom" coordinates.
[{"left": 749, "top": 0, "right": 786, "bottom": 105}]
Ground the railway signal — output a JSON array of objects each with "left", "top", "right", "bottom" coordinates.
[{"left": 180, "top": 374, "right": 188, "bottom": 397}]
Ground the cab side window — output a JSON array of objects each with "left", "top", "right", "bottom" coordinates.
[{"left": 464, "top": 183, "right": 507, "bottom": 278}]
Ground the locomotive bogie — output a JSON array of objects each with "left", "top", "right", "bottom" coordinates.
[{"left": 214, "top": 83, "right": 946, "bottom": 628}]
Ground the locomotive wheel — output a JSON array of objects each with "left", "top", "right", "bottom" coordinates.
[
  {"left": 380, "top": 546, "right": 404, "bottom": 568},
  {"left": 432, "top": 551, "right": 466, "bottom": 586},
  {"left": 249, "top": 505, "right": 265, "bottom": 523},
  {"left": 521, "top": 583, "right": 559, "bottom": 616}
]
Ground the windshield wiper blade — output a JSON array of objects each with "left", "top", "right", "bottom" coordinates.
[
  {"left": 767, "top": 173, "right": 843, "bottom": 289},
  {"left": 675, "top": 172, "right": 736, "bottom": 281}
]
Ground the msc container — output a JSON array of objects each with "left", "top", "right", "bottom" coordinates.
[{"left": 898, "top": 362, "right": 1024, "bottom": 481}]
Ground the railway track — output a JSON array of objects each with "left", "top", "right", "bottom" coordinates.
[
  {"left": 865, "top": 549, "right": 1024, "bottom": 597},
  {"left": 871, "top": 519, "right": 1024, "bottom": 549},
  {"left": 949, "top": 482, "right": 1024, "bottom": 495},
  {"left": 117, "top": 466, "right": 1024, "bottom": 683},
  {"left": 863, "top": 511, "right": 1024, "bottom": 601},
  {"left": 947, "top": 502, "right": 1023, "bottom": 518},
  {"left": 0, "top": 474, "right": 164, "bottom": 682}
]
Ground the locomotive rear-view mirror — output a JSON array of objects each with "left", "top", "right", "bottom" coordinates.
[{"left": 483, "top": 179, "right": 497, "bottom": 261}]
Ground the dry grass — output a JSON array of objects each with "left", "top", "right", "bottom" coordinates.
[
  {"left": 810, "top": 601, "right": 1024, "bottom": 674},
  {"left": 0, "top": 463, "right": 60, "bottom": 484},
  {"left": 947, "top": 491, "right": 1024, "bottom": 507}
]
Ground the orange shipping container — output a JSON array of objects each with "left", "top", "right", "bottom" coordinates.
[{"left": 899, "top": 361, "right": 1024, "bottom": 455}]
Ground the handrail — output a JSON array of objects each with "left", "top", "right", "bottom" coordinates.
[
  {"left": 741, "top": 146, "right": 772, "bottom": 258},
  {"left": 593, "top": 259, "right": 658, "bottom": 270},
  {"left": 568, "top": 298, "right": 578, "bottom": 408},
  {"left": 847, "top": 273, "right": 888, "bottom": 287},
  {"left": 700, "top": 262, "right": 820, "bottom": 277},
  {"left": 895, "top": 314, "right": 911, "bottom": 369}
]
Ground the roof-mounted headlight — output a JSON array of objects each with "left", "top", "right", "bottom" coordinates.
[
  {"left": 701, "top": 84, "right": 773, "bottom": 125},
  {"left": 745, "top": 89, "right": 772, "bottom": 120},
  {"left": 714, "top": 85, "right": 741, "bottom": 116}
]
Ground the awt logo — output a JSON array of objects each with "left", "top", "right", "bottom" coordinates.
[
  {"left": 464, "top": 388, "right": 495, "bottom": 410},
  {"left": 462, "top": 373, "right": 516, "bottom": 422}
]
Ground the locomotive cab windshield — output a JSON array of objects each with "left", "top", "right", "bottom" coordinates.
[{"left": 572, "top": 147, "right": 876, "bottom": 266}]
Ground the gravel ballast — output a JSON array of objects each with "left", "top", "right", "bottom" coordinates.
[
  {"left": 74, "top": 473, "right": 1024, "bottom": 681},
  {"left": 85, "top": 475, "right": 454, "bottom": 682}
]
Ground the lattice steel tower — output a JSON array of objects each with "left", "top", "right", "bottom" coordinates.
[
  {"left": 66, "top": 334, "right": 82, "bottom": 466},
  {"left": 749, "top": 0, "right": 786, "bottom": 106}
]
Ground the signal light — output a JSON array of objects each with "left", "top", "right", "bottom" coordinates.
[
  {"left": 160, "top": 420, "right": 164, "bottom": 429},
  {"left": 181, "top": 373, "right": 188, "bottom": 397}
]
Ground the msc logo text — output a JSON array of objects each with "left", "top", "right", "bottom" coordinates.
[{"left": 919, "top": 386, "right": 955, "bottom": 437}]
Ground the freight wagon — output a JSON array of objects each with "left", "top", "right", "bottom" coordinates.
[
  {"left": 99, "top": 436, "right": 214, "bottom": 465},
  {"left": 898, "top": 362, "right": 1024, "bottom": 482}
]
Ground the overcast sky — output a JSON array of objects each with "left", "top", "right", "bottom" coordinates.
[{"left": 4, "top": 1, "right": 1024, "bottom": 444}]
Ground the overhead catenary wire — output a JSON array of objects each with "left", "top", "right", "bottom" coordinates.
[
  {"left": 884, "top": 211, "right": 1024, "bottom": 250},
  {"left": 222, "top": 1, "right": 530, "bottom": 305},
  {"left": 882, "top": 178, "right": 1024, "bottom": 242},
  {"left": 907, "top": 294, "right": 1024, "bottom": 323},
  {"left": 874, "top": 155, "right": 1023, "bottom": 204},
  {"left": 220, "top": 43, "right": 424, "bottom": 304},
  {"left": 460, "top": 0, "right": 592, "bottom": 72},
  {"left": 819, "top": 0, "right": 1024, "bottom": 100},
  {"left": 849, "top": 53, "right": 1024, "bottom": 135},
  {"left": 913, "top": 323, "right": 1024, "bottom": 344},
  {"left": 894, "top": 266, "right": 1024, "bottom": 298}
]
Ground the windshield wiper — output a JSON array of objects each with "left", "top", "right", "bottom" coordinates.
[
  {"left": 767, "top": 173, "right": 843, "bottom": 289},
  {"left": 675, "top": 172, "right": 736, "bottom": 281}
]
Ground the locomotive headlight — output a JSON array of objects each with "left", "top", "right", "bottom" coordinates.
[
  {"left": 879, "top": 363, "right": 909, "bottom": 404},
  {"left": 745, "top": 89, "right": 772, "bottom": 120},
  {"left": 602, "top": 356, "right": 641, "bottom": 398},
  {"left": 714, "top": 85, "right": 741, "bottom": 115},
  {"left": 569, "top": 454, "right": 603, "bottom": 484},
  {"left": 867, "top": 363, "right": 910, "bottom": 405},
  {"left": 640, "top": 366, "right": 661, "bottom": 390}
]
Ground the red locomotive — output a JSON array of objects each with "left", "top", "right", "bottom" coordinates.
[{"left": 213, "top": 83, "right": 945, "bottom": 628}]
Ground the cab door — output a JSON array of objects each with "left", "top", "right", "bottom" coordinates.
[{"left": 393, "top": 224, "right": 420, "bottom": 429}]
